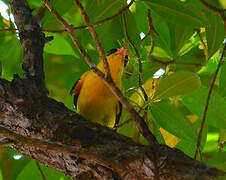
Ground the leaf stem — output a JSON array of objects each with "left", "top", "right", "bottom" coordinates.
[{"left": 194, "top": 43, "right": 226, "bottom": 159}]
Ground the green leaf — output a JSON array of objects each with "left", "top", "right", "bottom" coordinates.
[
  {"left": 42, "top": 0, "right": 74, "bottom": 30},
  {"left": 153, "top": 71, "right": 201, "bottom": 100},
  {"left": 17, "top": 160, "right": 71, "bottom": 180},
  {"left": 142, "top": 0, "right": 206, "bottom": 28},
  {"left": 44, "top": 33, "right": 78, "bottom": 56},
  {"left": 170, "top": 47, "right": 205, "bottom": 72},
  {"left": 219, "top": 129, "right": 226, "bottom": 150},
  {"left": 153, "top": 19, "right": 172, "bottom": 57},
  {"left": 95, "top": 19, "right": 124, "bottom": 50},
  {"left": 150, "top": 100, "right": 197, "bottom": 141},
  {"left": 182, "top": 85, "right": 226, "bottom": 129},
  {"left": 134, "top": 1, "right": 149, "bottom": 33},
  {"left": 86, "top": 0, "right": 125, "bottom": 22},
  {"left": 121, "top": 10, "right": 141, "bottom": 46},
  {"left": 219, "top": 58, "right": 226, "bottom": 97},
  {"left": 205, "top": 12, "right": 224, "bottom": 59},
  {"left": 0, "top": 35, "right": 22, "bottom": 80},
  {"left": 168, "top": 23, "right": 194, "bottom": 58},
  {"left": 0, "top": 147, "right": 30, "bottom": 180},
  {"left": 203, "top": 152, "right": 226, "bottom": 168}
]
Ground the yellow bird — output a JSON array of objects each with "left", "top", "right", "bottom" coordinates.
[{"left": 70, "top": 48, "right": 127, "bottom": 128}]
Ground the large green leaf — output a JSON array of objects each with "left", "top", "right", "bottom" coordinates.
[
  {"left": 142, "top": 0, "right": 206, "bottom": 28},
  {"left": 153, "top": 71, "right": 201, "bottom": 100},
  {"left": 150, "top": 100, "right": 197, "bottom": 141},
  {"left": 205, "top": 12, "right": 224, "bottom": 59},
  {"left": 85, "top": 0, "right": 125, "bottom": 22},
  {"left": 44, "top": 33, "right": 78, "bottom": 56},
  {"left": 134, "top": 1, "right": 149, "bottom": 33},
  {"left": 152, "top": 19, "right": 172, "bottom": 57},
  {"left": 182, "top": 85, "right": 226, "bottom": 129},
  {"left": 168, "top": 23, "right": 194, "bottom": 58}
]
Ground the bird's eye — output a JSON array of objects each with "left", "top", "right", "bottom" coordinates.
[
  {"left": 124, "top": 55, "right": 128, "bottom": 67},
  {"left": 107, "top": 48, "right": 118, "bottom": 56}
]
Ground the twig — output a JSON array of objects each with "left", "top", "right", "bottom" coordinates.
[
  {"left": 0, "top": 28, "right": 17, "bottom": 32},
  {"left": 0, "top": 0, "right": 135, "bottom": 34},
  {"left": 147, "top": 9, "right": 158, "bottom": 60},
  {"left": 117, "top": 118, "right": 133, "bottom": 129},
  {"left": 199, "top": 0, "right": 225, "bottom": 13},
  {"left": 44, "top": 0, "right": 158, "bottom": 146},
  {"left": 122, "top": 12, "right": 148, "bottom": 102},
  {"left": 141, "top": 9, "right": 158, "bottom": 43},
  {"left": 121, "top": 13, "right": 157, "bottom": 145},
  {"left": 44, "top": 0, "right": 97, "bottom": 71},
  {"left": 74, "top": 0, "right": 110, "bottom": 79},
  {"left": 199, "top": 0, "right": 226, "bottom": 30},
  {"left": 194, "top": 43, "right": 226, "bottom": 159},
  {"left": 35, "top": 161, "right": 46, "bottom": 180}
]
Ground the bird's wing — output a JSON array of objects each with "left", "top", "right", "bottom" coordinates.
[{"left": 70, "top": 72, "right": 88, "bottom": 109}]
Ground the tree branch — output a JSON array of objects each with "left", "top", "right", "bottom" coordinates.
[
  {"left": 9, "top": 0, "right": 48, "bottom": 96},
  {"left": 122, "top": 12, "right": 148, "bottom": 102},
  {"left": 194, "top": 43, "right": 226, "bottom": 159},
  {"left": 199, "top": 0, "right": 226, "bottom": 13},
  {"left": 73, "top": 0, "right": 111, "bottom": 79},
  {"left": 0, "top": 77, "right": 225, "bottom": 179}
]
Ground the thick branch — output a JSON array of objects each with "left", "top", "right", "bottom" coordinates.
[
  {"left": 9, "top": 0, "right": 48, "bottom": 95},
  {"left": 0, "top": 77, "right": 225, "bottom": 179}
]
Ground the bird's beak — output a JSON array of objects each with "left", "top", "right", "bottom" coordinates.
[{"left": 115, "top": 48, "right": 126, "bottom": 58}]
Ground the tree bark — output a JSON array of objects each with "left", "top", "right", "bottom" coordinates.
[{"left": 0, "top": 0, "right": 224, "bottom": 179}]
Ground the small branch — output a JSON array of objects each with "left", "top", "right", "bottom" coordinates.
[
  {"left": 0, "top": 28, "right": 17, "bottom": 32},
  {"left": 35, "top": 161, "right": 46, "bottom": 180},
  {"left": 122, "top": 13, "right": 148, "bottom": 102},
  {"left": 194, "top": 43, "right": 226, "bottom": 159},
  {"left": 199, "top": 0, "right": 226, "bottom": 29},
  {"left": 147, "top": 9, "right": 158, "bottom": 60},
  {"left": 121, "top": 13, "right": 158, "bottom": 148},
  {"left": 74, "top": 0, "right": 110, "bottom": 79},
  {"left": 117, "top": 118, "right": 133, "bottom": 129},
  {"left": 43, "top": 0, "right": 98, "bottom": 72},
  {"left": 44, "top": 0, "right": 158, "bottom": 146},
  {"left": 199, "top": 0, "right": 225, "bottom": 13},
  {"left": 1, "top": 0, "right": 135, "bottom": 34}
]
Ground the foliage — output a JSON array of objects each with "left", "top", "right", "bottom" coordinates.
[{"left": 0, "top": 0, "right": 225, "bottom": 179}]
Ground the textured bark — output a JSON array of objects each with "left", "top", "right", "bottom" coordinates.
[
  {"left": 0, "top": 0, "right": 224, "bottom": 179},
  {"left": 0, "top": 77, "right": 225, "bottom": 180}
]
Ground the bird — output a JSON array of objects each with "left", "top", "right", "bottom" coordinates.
[{"left": 70, "top": 48, "right": 128, "bottom": 128}]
